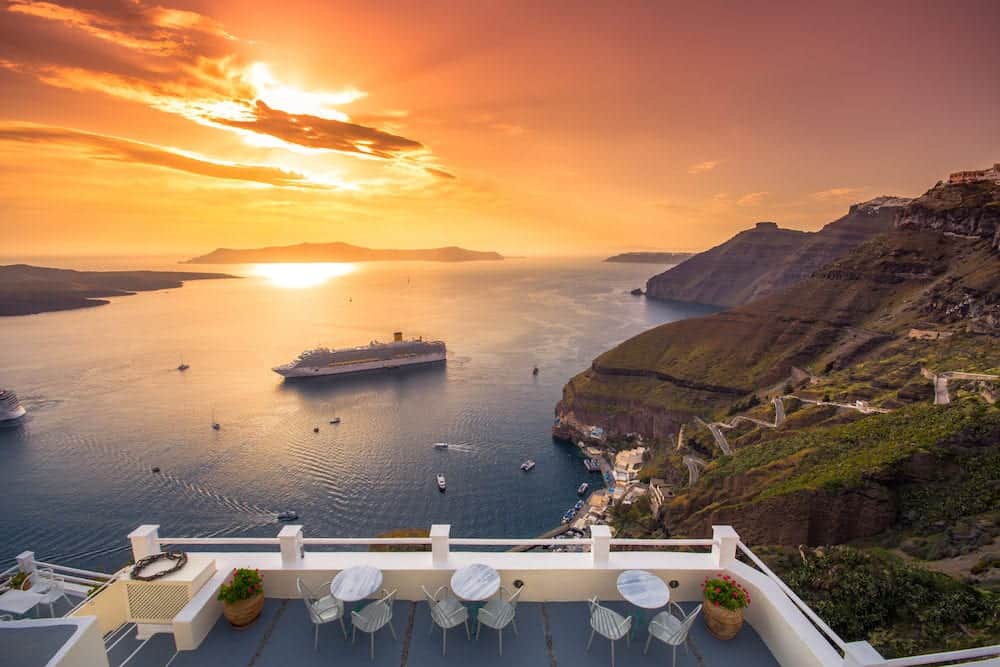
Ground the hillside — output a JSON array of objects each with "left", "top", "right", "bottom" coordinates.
[
  {"left": 0, "top": 264, "right": 236, "bottom": 316},
  {"left": 555, "top": 179, "right": 1000, "bottom": 551},
  {"left": 604, "top": 252, "right": 694, "bottom": 264},
  {"left": 183, "top": 242, "right": 503, "bottom": 264},
  {"left": 645, "top": 197, "right": 908, "bottom": 307}
]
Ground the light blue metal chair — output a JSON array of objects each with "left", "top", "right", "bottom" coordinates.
[
  {"left": 587, "top": 597, "right": 632, "bottom": 667},
  {"left": 476, "top": 585, "right": 522, "bottom": 656},
  {"left": 645, "top": 602, "right": 702, "bottom": 666},
  {"left": 351, "top": 588, "right": 397, "bottom": 661},
  {"left": 422, "top": 585, "right": 470, "bottom": 656},
  {"left": 296, "top": 578, "right": 347, "bottom": 649}
]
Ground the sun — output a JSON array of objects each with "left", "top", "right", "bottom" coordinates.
[{"left": 251, "top": 262, "right": 356, "bottom": 288}]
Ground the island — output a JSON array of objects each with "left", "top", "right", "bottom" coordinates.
[
  {"left": 183, "top": 242, "right": 504, "bottom": 264},
  {"left": 0, "top": 264, "right": 237, "bottom": 316},
  {"left": 604, "top": 252, "right": 694, "bottom": 264}
]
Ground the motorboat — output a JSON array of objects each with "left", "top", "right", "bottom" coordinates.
[
  {"left": 520, "top": 459, "right": 536, "bottom": 471},
  {"left": 577, "top": 482, "right": 589, "bottom": 496},
  {"left": 436, "top": 473, "right": 447, "bottom": 491},
  {"left": 177, "top": 363, "right": 190, "bottom": 372},
  {"left": 433, "top": 442, "right": 449, "bottom": 449},
  {"left": 277, "top": 510, "right": 298, "bottom": 521},
  {"left": 329, "top": 417, "right": 341, "bottom": 424}
]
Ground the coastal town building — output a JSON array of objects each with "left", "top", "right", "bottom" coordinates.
[
  {"left": 947, "top": 163, "right": 1000, "bottom": 184},
  {"left": 613, "top": 446, "right": 647, "bottom": 484}
]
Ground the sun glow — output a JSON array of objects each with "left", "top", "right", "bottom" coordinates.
[
  {"left": 247, "top": 63, "right": 364, "bottom": 120},
  {"left": 252, "top": 262, "right": 356, "bottom": 288}
]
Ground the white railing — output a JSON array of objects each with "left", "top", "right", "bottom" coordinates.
[
  {"left": 9, "top": 525, "right": 997, "bottom": 667},
  {"left": 881, "top": 645, "right": 1000, "bottom": 666},
  {"left": 737, "top": 542, "right": 848, "bottom": 653}
]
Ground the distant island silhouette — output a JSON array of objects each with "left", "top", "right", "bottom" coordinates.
[
  {"left": 183, "top": 242, "right": 504, "bottom": 264},
  {"left": 0, "top": 264, "right": 236, "bottom": 316}
]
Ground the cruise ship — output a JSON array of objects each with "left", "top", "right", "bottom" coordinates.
[
  {"left": 0, "top": 389, "right": 26, "bottom": 422},
  {"left": 272, "top": 332, "right": 446, "bottom": 378}
]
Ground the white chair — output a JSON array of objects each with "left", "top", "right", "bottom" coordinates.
[
  {"left": 33, "top": 571, "right": 70, "bottom": 617},
  {"left": 351, "top": 588, "right": 397, "bottom": 661},
  {"left": 645, "top": 603, "right": 702, "bottom": 666},
  {"left": 586, "top": 597, "right": 632, "bottom": 667},
  {"left": 296, "top": 578, "right": 347, "bottom": 650},
  {"left": 476, "top": 585, "right": 522, "bottom": 656},
  {"left": 422, "top": 585, "right": 470, "bottom": 656}
]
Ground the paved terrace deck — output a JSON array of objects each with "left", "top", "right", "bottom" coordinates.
[{"left": 105, "top": 599, "right": 778, "bottom": 667}]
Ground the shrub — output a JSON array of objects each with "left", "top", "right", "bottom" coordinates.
[
  {"left": 701, "top": 574, "right": 750, "bottom": 610},
  {"left": 218, "top": 568, "right": 263, "bottom": 604}
]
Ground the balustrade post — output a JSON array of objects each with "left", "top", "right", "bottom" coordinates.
[
  {"left": 16, "top": 551, "right": 35, "bottom": 575},
  {"left": 591, "top": 525, "right": 611, "bottom": 567},
  {"left": 842, "top": 641, "right": 886, "bottom": 666},
  {"left": 430, "top": 524, "right": 450, "bottom": 566},
  {"left": 128, "top": 525, "right": 161, "bottom": 561},
  {"left": 711, "top": 525, "right": 739, "bottom": 568},
  {"left": 278, "top": 525, "right": 304, "bottom": 567}
]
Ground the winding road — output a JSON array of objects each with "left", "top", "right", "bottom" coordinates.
[{"left": 922, "top": 368, "right": 999, "bottom": 405}]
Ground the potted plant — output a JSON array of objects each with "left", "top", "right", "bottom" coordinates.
[
  {"left": 218, "top": 568, "right": 264, "bottom": 627},
  {"left": 701, "top": 573, "right": 751, "bottom": 639}
]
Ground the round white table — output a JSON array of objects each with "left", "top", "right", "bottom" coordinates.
[
  {"left": 331, "top": 565, "right": 383, "bottom": 603},
  {"left": 617, "top": 570, "right": 669, "bottom": 637},
  {"left": 450, "top": 562, "right": 500, "bottom": 620}
]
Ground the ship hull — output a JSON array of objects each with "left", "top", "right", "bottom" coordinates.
[
  {"left": 0, "top": 405, "right": 26, "bottom": 422},
  {"left": 273, "top": 351, "right": 446, "bottom": 378}
]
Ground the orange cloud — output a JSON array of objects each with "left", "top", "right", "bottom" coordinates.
[
  {"left": 0, "top": 122, "right": 336, "bottom": 189},
  {"left": 687, "top": 160, "right": 721, "bottom": 174},
  {"left": 811, "top": 187, "right": 867, "bottom": 201},
  {"left": 736, "top": 191, "right": 769, "bottom": 206}
]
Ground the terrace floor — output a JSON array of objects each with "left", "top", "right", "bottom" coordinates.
[{"left": 105, "top": 599, "right": 779, "bottom": 667}]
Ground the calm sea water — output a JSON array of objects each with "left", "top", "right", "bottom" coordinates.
[{"left": 0, "top": 257, "right": 714, "bottom": 570}]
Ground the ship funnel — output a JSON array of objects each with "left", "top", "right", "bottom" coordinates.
[{"left": 393, "top": 331, "right": 403, "bottom": 342}]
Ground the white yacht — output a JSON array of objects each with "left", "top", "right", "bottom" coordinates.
[
  {"left": 273, "top": 332, "right": 446, "bottom": 378},
  {"left": 0, "top": 389, "right": 26, "bottom": 422},
  {"left": 436, "top": 473, "right": 447, "bottom": 491},
  {"left": 520, "top": 459, "right": 536, "bottom": 471}
]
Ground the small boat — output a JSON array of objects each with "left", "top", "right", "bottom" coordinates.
[
  {"left": 151, "top": 466, "right": 160, "bottom": 473},
  {"left": 277, "top": 510, "right": 298, "bottom": 521},
  {"left": 583, "top": 458, "right": 599, "bottom": 472},
  {"left": 561, "top": 510, "right": 575, "bottom": 524},
  {"left": 177, "top": 363, "right": 190, "bottom": 372},
  {"left": 574, "top": 499, "right": 584, "bottom": 511},
  {"left": 313, "top": 426, "right": 320, "bottom": 433},
  {"left": 532, "top": 367, "right": 539, "bottom": 376},
  {"left": 577, "top": 482, "right": 589, "bottom": 496},
  {"left": 211, "top": 409, "right": 220, "bottom": 431},
  {"left": 520, "top": 459, "right": 536, "bottom": 471},
  {"left": 329, "top": 417, "right": 341, "bottom": 424},
  {"left": 433, "top": 442, "right": 449, "bottom": 449},
  {"left": 436, "top": 473, "right": 447, "bottom": 491}
]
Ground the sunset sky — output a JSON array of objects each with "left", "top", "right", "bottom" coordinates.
[{"left": 2, "top": 0, "right": 999, "bottom": 257}]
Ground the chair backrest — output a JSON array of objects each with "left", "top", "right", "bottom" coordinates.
[
  {"left": 588, "top": 597, "right": 631, "bottom": 638},
  {"left": 296, "top": 578, "right": 322, "bottom": 623},
  {"left": 659, "top": 602, "right": 701, "bottom": 642},
  {"left": 504, "top": 585, "right": 523, "bottom": 609},
  {"left": 679, "top": 604, "right": 702, "bottom": 636}
]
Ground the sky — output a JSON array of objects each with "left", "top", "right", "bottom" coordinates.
[{"left": 1, "top": 0, "right": 999, "bottom": 257}]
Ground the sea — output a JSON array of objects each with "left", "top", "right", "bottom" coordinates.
[{"left": 0, "top": 256, "right": 715, "bottom": 571}]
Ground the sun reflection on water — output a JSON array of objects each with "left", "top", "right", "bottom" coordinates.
[{"left": 251, "top": 263, "right": 356, "bottom": 288}]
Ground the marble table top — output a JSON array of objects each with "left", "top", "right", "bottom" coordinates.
[
  {"left": 0, "top": 589, "right": 44, "bottom": 615},
  {"left": 616, "top": 570, "right": 670, "bottom": 609},
  {"left": 450, "top": 563, "right": 501, "bottom": 601},
  {"left": 330, "top": 565, "right": 383, "bottom": 602}
]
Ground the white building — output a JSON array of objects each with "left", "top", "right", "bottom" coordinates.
[
  {"left": 613, "top": 446, "right": 647, "bottom": 484},
  {"left": 947, "top": 163, "right": 1000, "bottom": 184}
]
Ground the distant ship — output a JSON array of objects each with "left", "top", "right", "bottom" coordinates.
[
  {"left": 273, "top": 332, "right": 446, "bottom": 378},
  {"left": 0, "top": 389, "right": 26, "bottom": 422}
]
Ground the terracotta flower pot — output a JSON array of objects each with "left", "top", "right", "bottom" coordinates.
[
  {"left": 222, "top": 591, "right": 264, "bottom": 628},
  {"left": 703, "top": 597, "right": 744, "bottom": 640}
]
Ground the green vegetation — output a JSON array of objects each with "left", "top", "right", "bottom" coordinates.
[
  {"left": 761, "top": 546, "right": 1000, "bottom": 658},
  {"left": 217, "top": 568, "right": 263, "bottom": 603},
  {"left": 698, "top": 401, "right": 999, "bottom": 501},
  {"left": 608, "top": 497, "right": 666, "bottom": 539},
  {"left": 370, "top": 528, "right": 431, "bottom": 552}
]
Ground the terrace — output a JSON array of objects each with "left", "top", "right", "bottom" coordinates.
[{"left": 2, "top": 524, "right": 998, "bottom": 667}]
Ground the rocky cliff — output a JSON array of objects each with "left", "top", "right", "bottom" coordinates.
[
  {"left": 645, "top": 197, "right": 907, "bottom": 307},
  {"left": 557, "top": 179, "right": 1000, "bottom": 547},
  {"left": 895, "top": 180, "right": 1000, "bottom": 251}
]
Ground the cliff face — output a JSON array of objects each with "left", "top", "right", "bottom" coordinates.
[
  {"left": 645, "top": 198, "right": 906, "bottom": 307},
  {"left": 556, "top": 177, "right": 1000, "bottom": 547},
  {"left": 895, "top": 181, "right": 1000, "bottom": 251}
]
